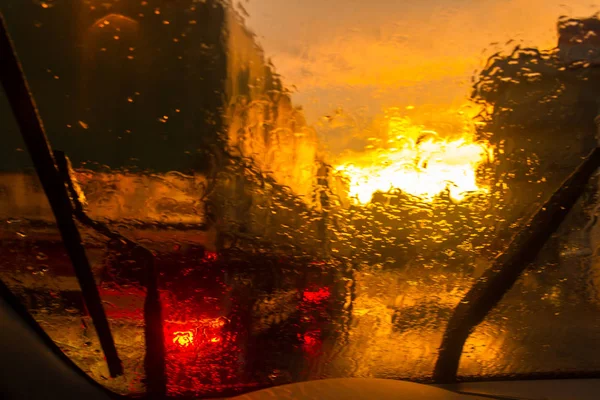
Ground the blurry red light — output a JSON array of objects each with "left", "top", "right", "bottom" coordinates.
[
  {"left": 302, "top": 287, "right": 330, "bottom": 303},
  {"left": 173, "top": 330, "right": 194, "bottom": 347},
  {"left": 299, "top": 329, "right": 322, "bottom": 355},
  {"left": 167, "top": 318, "right": 226, "bottom": 351},
  {"left": 303, "top": 333, "right": 317, "bottom": 346},
  {"left": 210, "top": 318, "right": 226, "bottom": 328}
]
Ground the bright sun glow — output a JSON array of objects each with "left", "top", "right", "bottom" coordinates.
[{"left": 335, "top": 113, "right": 493, "bottom": 204}]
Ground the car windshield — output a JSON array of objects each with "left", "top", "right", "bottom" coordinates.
[{"left": 1, "top": 0, "right": 600, "bottom": 398}]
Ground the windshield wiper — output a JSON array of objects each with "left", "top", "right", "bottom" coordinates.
[
  {"left": 0, "top": 13, "right": 123, "bottom": 377},
  {"left": 53, "top": 150, "right": 167, "bottom": 397},
  {"left": 434, "top": 146, "right": 600, "bottom": 383}
]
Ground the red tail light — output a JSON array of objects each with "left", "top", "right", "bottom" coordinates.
[
  {"left": 299, "top": 329, "right": 322, "bottom": 355},
  {"left": 302, "top": 287, "right": 330, "bottom": 303},
  {"left": 166, "top": 317, "right": 227, "bottom": 351},
  {"left": 172, "top": 330, "right": 195, "bottom": 348}
]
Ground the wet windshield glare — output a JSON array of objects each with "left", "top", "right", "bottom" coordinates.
[{"left": 1, "top": 0, "right": 600, "bottom": 397}]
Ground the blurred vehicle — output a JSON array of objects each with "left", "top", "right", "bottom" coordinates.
[{"left": 101, "top": 239, "right": 352, "bottom": 393}]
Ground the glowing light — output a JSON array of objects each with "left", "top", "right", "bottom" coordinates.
[
  {"left": 303, "top": 287, "right": 331, "bottom": 303},
  {"left": 335, "top": 114, "right": 493, "bottom": 204},
  {"left": 303, "top": 333, "right": 317, "bottom": 346},
  {"left": 89, "top": 14, "right": 139, "bottom": 31},
  {"left": 173, "top": 330, "right": 194, "bottom": 347},
  {"left": 300, "top": 329, "right": 322, "bottom": 355},
  {"left": 216, "top": 319, "right": 226, "bottom": 328},
  {"left": 166, "top": 318, "right": 226, "bottom": 351}
]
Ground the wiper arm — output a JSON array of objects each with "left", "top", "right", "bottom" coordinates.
[
  {"left": 434, "top": 147, "right": 600, "bottom": 383},
  {"left": 54, "top": 151, "right": 167, "bottom": 397},
  {"left": 0, "top": 13, "right": 123, "bottom": 377}
]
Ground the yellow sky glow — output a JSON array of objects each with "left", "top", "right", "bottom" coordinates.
[{"left": 245, "top": 0, "right": 597, "bottom": 127}]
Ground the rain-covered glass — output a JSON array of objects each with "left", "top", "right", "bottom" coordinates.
[{"left": 1, "top": 0, "right": 600, "bottom": 397}]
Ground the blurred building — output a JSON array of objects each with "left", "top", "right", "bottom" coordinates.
[{"left": 0, "top": 0, "right": 323, "bottom": 250}]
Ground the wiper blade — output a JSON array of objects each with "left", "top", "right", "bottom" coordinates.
[
  {"left": 54, "top": 150, "right": 167, "bottom": 397},
  {"left": 0, "top": 13, "right": 123, "bottom": 377},
  {"left": 434, "top": 147, "right": 600, "bottom": 383}
]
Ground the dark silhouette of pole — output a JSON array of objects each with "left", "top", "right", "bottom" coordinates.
[{"left": 0, "top": 13, "right": 123, "bottom": 377}]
